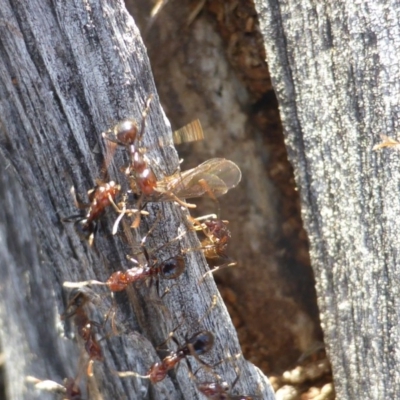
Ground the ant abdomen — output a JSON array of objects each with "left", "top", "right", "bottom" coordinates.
[
  {"left": 159, "top": 256, "right": 185, "bottom": 280},
  {"left": 184, "top": 331, "right": 215, "bottom": 357}
]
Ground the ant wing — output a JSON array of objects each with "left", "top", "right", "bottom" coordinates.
[
  {"left": 173, "top": 119, "right": 204, "bottom": 144},
  {"left": 157, "top": 158, "right": 242, "bottom": 199}
]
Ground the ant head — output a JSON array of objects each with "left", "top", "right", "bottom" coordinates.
[
  {"left": 160, "top": 256, "right": 185, "bottom": 280},
  {"left": 188, "top": 330, "right": 214, "bottom": 356},
  {"left": 61, "top": 289, "right": 88, "bottom": 319},
  {"left": 113, "top": 118, "right": 138, "bottom": 145}
]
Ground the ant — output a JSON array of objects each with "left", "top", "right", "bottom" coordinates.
[
  {"left": 102, "top": 95, "right": 157, "bottom": 197},
  {"left": 61, "top": 289, "right": 104, "bottom": 376},
  {"left": 187, "top": 215, "right": 237, "bottom": 277},
  {"left": 103, "top": 97, "right": 242, "bottom": 225},
  {"left": 143, "top": 157, "right": 242, "bottom": 206},
  {"left": 105, "top": 252, "right": 185, "bottom": 293},
  {"left": 63, "top": 214, "right": 186, "bottom": 296},
  {"left": 103, "top": 101, "right": 205, "bottom": 196},
  {"left": 102, "top": 95, "right": 172, "bottom": 228},
  {"left": 190, "top": 363, "right": 256, "bottom": 400},
  {"left": 190, "top": 215, "right": 232, "bottom": 261},
  {"left": 117, "top": 330, "right": 215, "bottom": 384},
  {"left": 64, "top": 180, "right": 121, "bottom": 245}
]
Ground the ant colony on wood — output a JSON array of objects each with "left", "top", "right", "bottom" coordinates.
[{"left": 33, "top": 94, "right": 256, "bottom": 399}]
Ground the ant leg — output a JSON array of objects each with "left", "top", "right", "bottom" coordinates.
[
  {"left": 101, "top": 131, "right": 125, "bottom": 146},
  {"left": 87, "top": 230, "right": 95, "bottom": 247},
  {"left": 198, "top": 295, "right": 218, "bottom": 323},
  {"left": 131, "top": 193, "right": 144, "bottom": 228},
  {"left": 137, "top": 94, "right": 154, "bottom": 142},
  {"left": 112, "top": 207, "right": 126, "bottom": 235},
  {"left": 191, "top": 355, "right": 214, "bottom": 371},
  {"left": 198, "top": 178, "right": 221, "bottom": 217},
  {"left": 190, "top": 214, "right": 218, "bottom": 226},
  {"left": 102, "top": 294, "right": 121, "bottom": 337},
  {"left": 112, "top": 369, "right": 150, "bottom": 380},
  {"left": 108, "top": 194, "right": 149, "bottom": 234},
  {"left": 159, "top": 283, "right": 180, "bottom": 299},
  {"left": 70, "top": 186, "right": 90, "bottom": 210},
  {"left": 147, "top": 229, "right": 187, "bottom": 257},
  {"left": 167, "top": 192, "right": 197, "bottom": 209},
  {"left": 87, "top": 360, "right": 95, "bottom": 377},
  {"left": 140, "top": 210, "right": 163, "bottom": 248},
  {"left": 200, "top": 259, "right": 238, "bottom": 281},
  {"left": 26, "top": 377, "right": 67, "bottom": 394},
  {"left": 62, "top": 280, "right": 107, "bottom": 289},
  {"left": 156, "top": 319, "right": 185, "bottom": 350}
]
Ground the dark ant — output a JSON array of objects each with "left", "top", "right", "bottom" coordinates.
[
  {"left": 61, "top": 289, "right": 104, "bottom": 376},
  {"left": 64, "top": 181, "right": 121, "bottom": 245},
  {"left": 107, "top": 211, "right": 187, "bottom": 294},
  {"left": 117, "top": 330, "right": 215, "bottom": 384}
]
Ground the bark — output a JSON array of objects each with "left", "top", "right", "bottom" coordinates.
[
  {"left": 255, "top": 0, "right": 400, "bottom": 398},
  {"left": 0, "top": 1, "right": 273, "bottom": 399}
]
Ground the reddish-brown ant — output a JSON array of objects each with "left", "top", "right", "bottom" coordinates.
[
  {"left": 64, "top": 181, "right": 121, "bottom": 245},
  {"left": 103, "top": 102, "right": 205, "bottom": 195},
  {"left": 102, "top": 95, "right": 157, "bottom": 197},
  {"left": 142, "top": 157, "right": 242, "bottom": 205},
  {"left": 64, "top": 215, "right": 186, "bottom": 295},
  {"left": 103, "top": 97, "right": 241, "bottom": 225},
  {"left": 186, "top": 215, "right": 237, "bottom": 278},
  {"left": 65, "top": 249, "right": 185, "bottom": 294},
  {"left": 62, "top": 289, "right": 104, "bottom": 376},
  {"left": 190, "top": 215, "right": 232, "bottom": 260},
  {"left": 105, "top": 253, "right": 185, "bottom": 293},
  {"left": 117, "top": 330, "right": 215, "bottom": 384}
]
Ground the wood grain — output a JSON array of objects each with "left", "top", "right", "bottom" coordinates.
[
  {"left": 255, "top": 0, "right": 400, "bottom": 398},
  {"left": 0, "top": 0, "right": 273, "bottom": 399}
]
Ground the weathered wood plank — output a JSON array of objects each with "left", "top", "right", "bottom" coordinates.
[{"left": 255, "top": 0, "right": 400, "bottom": 398}]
